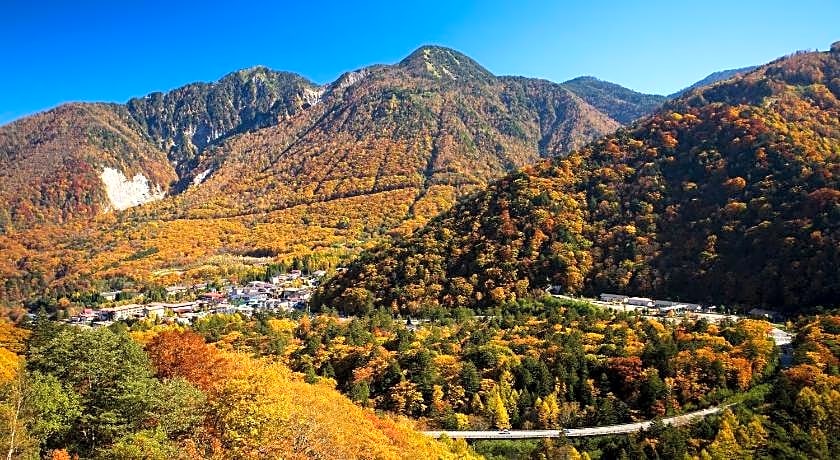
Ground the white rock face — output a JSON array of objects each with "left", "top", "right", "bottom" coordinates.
[
  {"left": 192, "top": 167, "right": 213, "bottom": 186},
  {"left": 303, "top": 87, "right": 326, "bottom": 106},
  {"left": 333, "top": 69, "right": 369, "bottom": 93},
  {"left": 100, "top": 167, "right": 165, "bottom": 211}
]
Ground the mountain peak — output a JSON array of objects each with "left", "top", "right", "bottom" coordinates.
[
  {"left": 218, "top": 66, "right": 315, "bottom": 87},
  {"left": 563, "top": 75, "right": 601, "bottom": 84},
  {"left": 398, "top": 45, "right": 495, "bottom": 83}
]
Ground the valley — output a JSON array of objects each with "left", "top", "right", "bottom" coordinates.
[{"left": 0, "top": 11, "right": 838, "bottom": 456}]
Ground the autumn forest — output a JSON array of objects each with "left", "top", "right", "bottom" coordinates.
[{"left": 1, "top": 38, "right": 840, "bottom": 459}]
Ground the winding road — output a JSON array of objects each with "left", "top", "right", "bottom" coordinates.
[{"left": 423, "top": 406, "right": 724, "bottom": 439}]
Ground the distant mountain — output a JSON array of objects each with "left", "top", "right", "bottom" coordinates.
[
  {"left": 560, "top": 76, "right": 667, "bottom": 124},
  {"left": 668, "top": 66, "right": 759, "bottom": 98},
  {"left": 0, "top": 45, "right": 665, "bottom": 305},
  {"left": 318, "top": 44, "right": 840, "bottom": 315},
  {"left": 133, "top": 45, "right": 623, "bottom": 224}
]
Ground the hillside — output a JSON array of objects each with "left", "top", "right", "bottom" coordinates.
[
  {"left": 0, "top": 46, "right": 660, "bottom": 235},
  {"left": 127, "top": 46, "right": 631, "bottom": 223},
  {"left": 0, "top": 322, "right": 476, "bottom": 459},
  {"left": 668, "top": 65, "right": 759, "bottom": 98},
  {"left": 317, "top": 45, "right": 840, "bottom": 315},
  {"left": 0, "top": 46, "right": 664, "bottom": 306},
  {"left": 125, "top": 67, "right": 322, "bottom": 181},
  {"left": 0, "top": 68, "right": 319, "bottom": 232},
  {"left": 0, "top": 103, "right": 175, "bottom": 232},
  {"left": 560, "top": 76, "right": 666, "bottom": 124}
]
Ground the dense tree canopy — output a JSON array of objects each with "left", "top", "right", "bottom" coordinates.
[{"left": 0, "top": 320, "right": 476, "bottom": 459}]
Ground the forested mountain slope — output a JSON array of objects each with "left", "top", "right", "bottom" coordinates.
[
  {"left": 668, "top": 65, "right": 759, "bottom": 98},
  {"left": 0, "top": 68, "right": 320, "bottom": 232},
  {"left": 0, "top": 46, "right": 665, "bottom": 306},
  {"left": 318, "top": 44, "right": 840, "bottom": 315},
  {"left": 126, "top": 46, "right": 627, "bottom": 222},
  {"left": 0, "top": 103, "right": 175, "bottom": 232},
  {"left": 0, "top": 45, "right": 659, "bottom": 233},
  {"left": 560, "top": 76, "right": 667, "bottom": 124}
]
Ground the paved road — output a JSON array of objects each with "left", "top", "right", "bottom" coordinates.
[
  {"left": 771, "top": 327, "right": 794, "bottom": 368},
  {"left": 771, "top": 327, "right": 792, "bottom": 346},
  {"left": 424, "top": 406, "right": 725, "bottom": 439}
]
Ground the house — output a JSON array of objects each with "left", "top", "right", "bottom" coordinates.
[
  {"left": 748, "top": 308, "right": 783, "bottom": 322},
  {"left": 165, "top": 285, "right": 189, "bottom": 297},
  {"left": 600, "top": 293, "right": 628, "bottom": 303},
  {"left": 100, "top": 291, "right": 120, "bottom": 301},
  {"left": 209, "top": 303, "right": 236, "bottom": 315},
  {"left": 247, "top": 281, "right": 274, "bottom": 290},
  {"left": 280, "top": 287, "right": 301, "bottom": 300},
  {"left": 97, "top": 304, "right": 146, "bottom": 321},
  {"left": 70, "top": 308, "right": 99, "bottom": 323},
  {"left": 149, "top": 301, "right": 198, "bottom": 310},
  {"left": 199, "top": 292, "right": 226, "bottom": 303},
  {"left": 143, "top": 304, "right": 167, "bottom": 319},
  {"left": 658, "top": 304, "right": 688, "bottom": 316},
  {"left": 626, "top": 297, "right": 655, "bottom": 308},
  {"left": 655, "top": 300, "right": 703, "bottom": 313}
]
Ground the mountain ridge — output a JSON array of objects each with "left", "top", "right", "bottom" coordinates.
[
  {"left": 668, "top": 66, "right": 760, "bottom": 98},
  {"left": 0, "top": 46, "right": 661, "bottom": 231},
  {"left": 0, "top": 45, "right": 666, "bottom": 306}
]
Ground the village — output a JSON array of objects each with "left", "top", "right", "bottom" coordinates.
[{"left": 65, "top": 269, "right": 327, "bottom": 327}]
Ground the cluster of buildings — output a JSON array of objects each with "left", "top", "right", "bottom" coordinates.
[
  {"left": 68, "top": 270, "right": 327, "bottom": 327},
  {"left": 598, "top": 293, "right": 712, "bottom": 316},
  {"left": 597, "top": 293, "right": 784, "bottom": 321}
]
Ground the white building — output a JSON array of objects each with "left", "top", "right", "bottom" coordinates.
[{"left": 626, "top": 297, "right": 655, "bottom": 308}]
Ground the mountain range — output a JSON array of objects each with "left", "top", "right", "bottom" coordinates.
[
  {"left": 2, "top": 43, "right": 837, "bottom": 313},
  {"left": 0, "top": 46, "right": 673, "bottom": 305},
  {"left": 0, "top": 46, "right": 665, "bottom": 234},
  {"left": 318, "top": 44, "right": 840, "bottom": 314}
]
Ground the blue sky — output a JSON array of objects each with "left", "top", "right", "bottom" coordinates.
[{"left": 2, "top": 0, "right": 838, "bottom": 125}]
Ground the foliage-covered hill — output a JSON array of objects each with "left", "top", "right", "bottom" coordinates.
[
  {"left": 128, "top": 45, "right": 628, "bottom": 222},
  {"left": 125, "top": 66, "right": 322, "bottom": 181},
  {"left": 0, "top": 46, "right": 665, "bottom": 306},
  {"left": 0, "top": 103, "right": 176, "bottom": 232},
  {"left": 0, "top": 45, "right": 658, "bottom": 235},
  {"left": 0, "top": 68, "right": 320, "bottom": 233},
  {"left": 318, "top": 45, "right": 840, "bottom": 315},
  {"left": 0, "top": 321, "right": 476, "bottom": 459}
]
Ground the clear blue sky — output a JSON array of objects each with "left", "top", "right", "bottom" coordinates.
[{"left": 2, "top": 0, "right": 838, "bottom": 125}]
